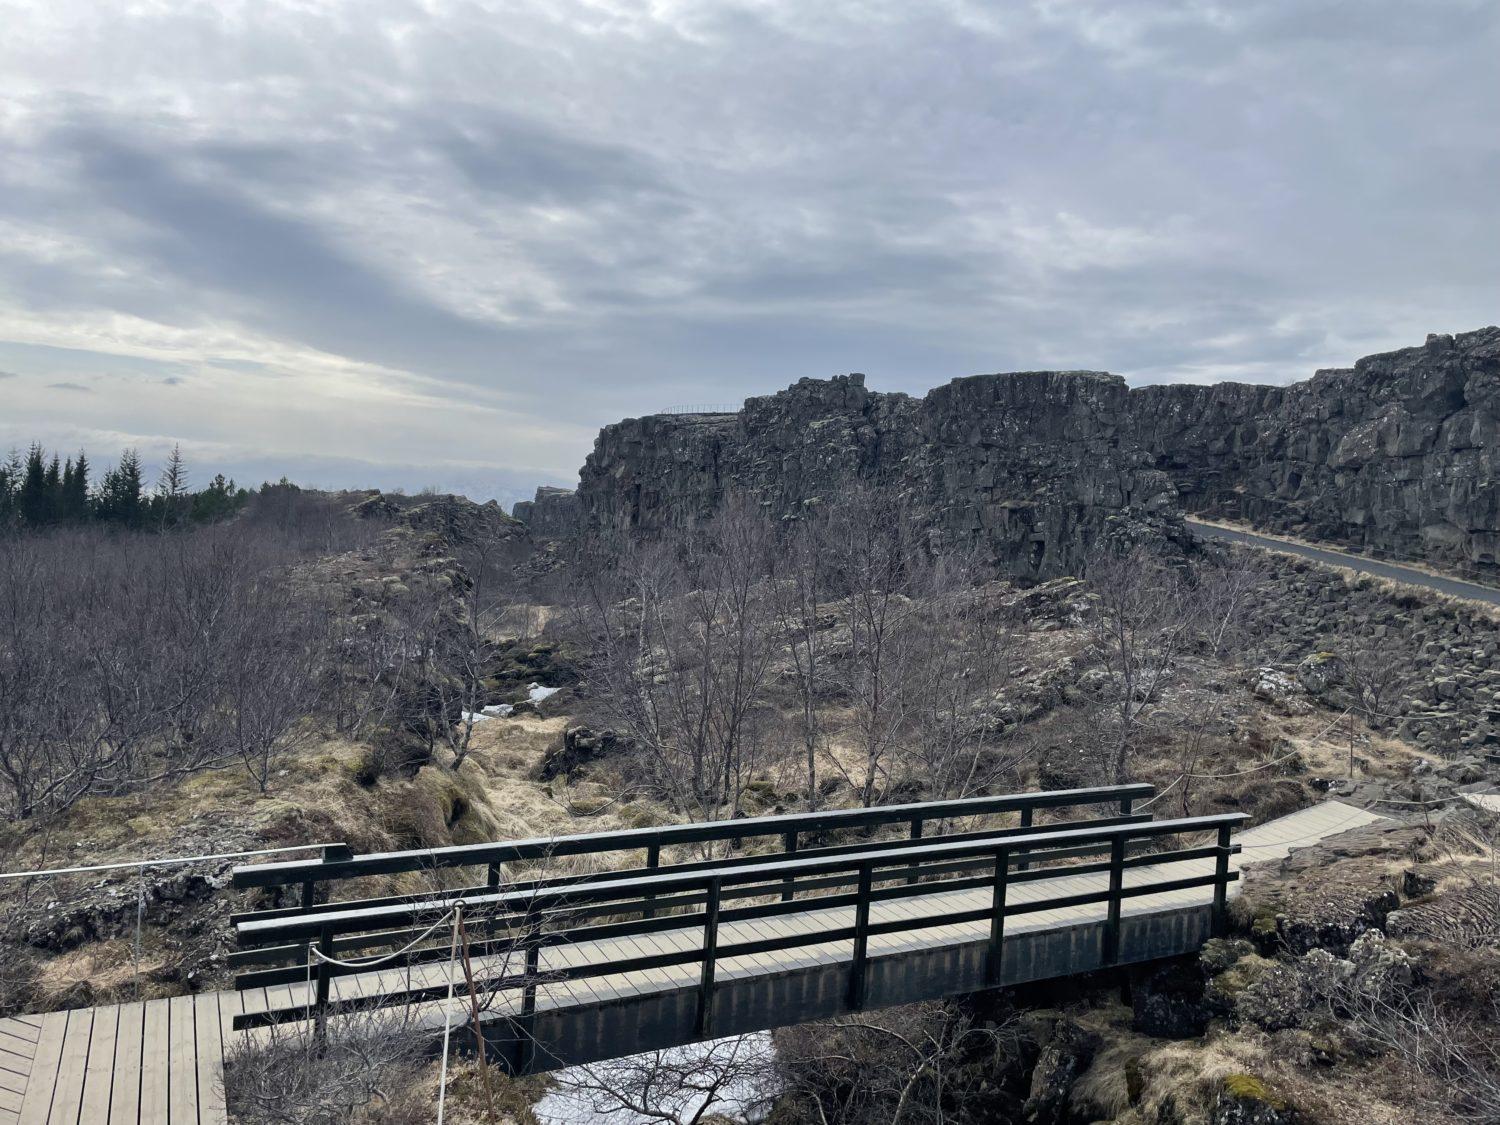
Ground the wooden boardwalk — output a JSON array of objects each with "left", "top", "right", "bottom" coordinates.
[{"left": 1, "top": 800, "right": 1384, "bottom": 1124}]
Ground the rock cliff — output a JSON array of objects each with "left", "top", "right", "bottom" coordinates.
[
  {"left": 1130, "top": 327, "right": 1500, "bottom": 577},
  {"left": 552, "top": 327, "right": 1499, "bottom": 580},
  {"left": 577, "top": 372, "right": 1186, "bottom": 581}
]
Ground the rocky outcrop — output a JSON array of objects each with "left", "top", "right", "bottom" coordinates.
[
  {"left": 578, "top": 372, "right": 1187, "bottom": 581},
  {"left": 561, "top": 327, "right": 1499, "bottom": 579},
  {"left": 1129, "top": 327, "right": 1500, "bottom": 577},
  {"left": 512, "top": 485, "right": 580, "bottom": 538}
]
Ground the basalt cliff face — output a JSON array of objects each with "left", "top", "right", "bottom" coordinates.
[
  {"left": 525, "top": 327, "right": 1500, "bottom": 580},
  {"left": 574, "top": 370, "right": 1186, "bottom": 581},
  {"left": 1131, "top": 327, "right": 1500, "bottom": 575}
]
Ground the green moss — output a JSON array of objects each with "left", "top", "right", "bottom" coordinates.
[
  {"left": 1212, "top": 953, "right": 1274, "bottom": 998},
  {"left": 1222, "top": 1074, "right": 1288, "bottom": 1110}
]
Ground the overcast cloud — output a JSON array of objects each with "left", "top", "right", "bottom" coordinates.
[{"left": 1, "top": 0, "right": 1496, "bottom": 502}]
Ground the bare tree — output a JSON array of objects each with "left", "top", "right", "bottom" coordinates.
[
  {"left": 775, "top": 1002, "right": 1019, "bottom": 1124},
  {"left": 822, "top": 487, "right": 925, "bottom": 808},
  {"left": 775, "top": 509, "right": 832, "bottom": 810},
  {"left": 570, "top": 497, "right": 781, "bottom": 832},
  {"left": 896, "top": 552, "right": 1024, "bottom": 801},
  {"left": 222, "top": 584, "right": 321, "bottom": 792},
  {"left": 1336, "top": 633, "right": 1418, "bottom": 774},
  {"left": 1083, "top": 544, "right": 1191, "bottom": 784},
  {"left": 545, "top": 1034, "right": 780, "bottom": 1124}
]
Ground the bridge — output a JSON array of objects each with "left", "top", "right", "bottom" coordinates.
[{"left": 0, "top": 788, "right": 1384, "bottom": 1125}]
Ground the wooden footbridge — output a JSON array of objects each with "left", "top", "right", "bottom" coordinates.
[{"left": 0, "top": 787, "right": 1385, "bottom": 1124}]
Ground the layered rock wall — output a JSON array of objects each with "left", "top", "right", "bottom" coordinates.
[
  {"left": 1128, "top": 327, "right": 1500, "bottom": 576},
  {"left": 512, "top": 485, "right": 581, "bottom": 538},
  {"left": 567, "top": 327, "right": 1499, "bottom": 580},
  {"left": 577, "top": 373, "right": 1185, "bottom": 581}
]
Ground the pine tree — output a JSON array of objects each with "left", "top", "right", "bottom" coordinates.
[
  {"left": 0, "top": 450, "right": 16, "bottom": 527},
  {"left": 156, "top": 443, "right": 189, "bottom": 529},
  {"left": 97, "top": 449, "right": 145, "bottom": 527},
  {"left": 17, "top": 445, "right": 51, "bottom": 527},
  {"left": 44, "top": 454, "right": 62, "bottom": 522},
  {"left": 63, "top": 451, "right": 89, "bottom": 522}
]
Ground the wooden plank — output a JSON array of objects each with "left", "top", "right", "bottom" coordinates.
[
  {"left": 77, "top": 1005, "right": 118, "bottom": 1125},
  {"left": 138, "top": 998, "right": 171, "bottom": 1125},
  {"left": 46, "top": 1007, "right": 92, "bottom": 1125},
  {"left": 168, "top": 995, "right": 198, "bottom": 1125},
  {"left": 109, "top": 1003, "right": 144, "bottom": 1125},
  {"left": 0, "top": 1063, "right": 28, "bottom": 1093},
  {"left": 0, "top": 1086, "right": 23, "bottom": 1113},
  {"left": 194, "top": 992, "right": 227, "bottom": 1125},
  {"left": 15, "top": 1010, "right": 68, "bottom": 1125},
  {"left": 0, "top": 1024, "right": 38, "bottom": 1048}
]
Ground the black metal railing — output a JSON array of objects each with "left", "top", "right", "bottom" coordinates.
[
  {"left": 229, "top": 801, "right": 1245, "bottom": 1047},
  {"left": 230, "top": 784, "right": 1153, "bottom": 920}
]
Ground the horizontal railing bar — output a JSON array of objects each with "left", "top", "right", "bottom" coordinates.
[
  {"left": 236, "top": 813, "right": 1246, "bottom": 945},
  {"left": 232, "top": 785, "right": 1157, "bottom": 888},
  {"left": 865, "top": 906, "right": 993, "bottom": 937},
  {"left": 237, "top": 859, "right": 1245, "bottom": 1015},
  {"left": 230, "top": 810, "right": 1153, "bottom": 927}
]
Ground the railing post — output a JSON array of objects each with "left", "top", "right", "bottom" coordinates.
[
  {"left": 695, "top": 877, "right": 722, "bottom": 1038},
  {"left": 485, "top": 862, "right": 502, "bottom": 942},
  {"left": 986, "top": 847, "right": 1009, "bottom": 986},
  {"left": 847, "top": 862, "right": 874, "bottom": 1011},
  {"left": 1212, "top": 824, "right": 1231, "bottom": 936},
  {"left": 1016, "top": 806, "right": 1034, "bottom": 873},
  {"left": 313, "top": 923, "right": 334, "bottom": 1046},
  {"left": 906, "top": 819, "right": 923, "bottom": 886},
  {"left": 1102, "top": 835, "right": 1125, "bottom": 966},
  {"left": 518, "top": 905, "right": 540, "bottom": 1074},
  {"left": 644, "top": 841, "right": 661, "bottom": 920},
  {"left": 781, "top": 830, "right": 799, "bottom": 902},
  {"left": 1119, "top": 794, "right": 1135, "bottom": 816}
]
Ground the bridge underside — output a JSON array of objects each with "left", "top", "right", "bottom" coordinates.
[{"left": 490, "top": 903, "right": 1213, "bottom": 1074}]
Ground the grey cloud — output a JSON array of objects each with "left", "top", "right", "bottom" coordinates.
[
  {"left": 0, "top": 0, "right": 1495, "bottom": 484},
  {"left": 46, "top": 381, "right": 92, "bottom": 392}
]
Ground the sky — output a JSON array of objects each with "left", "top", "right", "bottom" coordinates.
[{"left": 1, "top": 0, "right": 1497, "bottom": 505}]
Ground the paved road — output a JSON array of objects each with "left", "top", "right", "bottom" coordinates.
[{"left": 1186, "top": 519, "right": 1500, "bottom": 608}]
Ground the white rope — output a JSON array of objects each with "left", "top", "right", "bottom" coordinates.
[
  {"left": 0, "top": 841, "right": 340, "bottom": 880},
  {"left": 306, "top": 906, "right": 461, "bottom": 970},
  {"left": 436, "top": 904, "right": 463, "bottom": 1125}
]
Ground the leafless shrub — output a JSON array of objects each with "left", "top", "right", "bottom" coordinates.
[
  {"left": 223, "top": 1007, "right": 430, "bottom": 1125},
  {"left": 1082, "top": 544, "right": 1192, "bottom": 784},
  {"left": 568, "top": 496, "right": 781, "bottom": 831},
  {"left": 774, "top": 1001, "right": 1020, "bottom": 1125},
  {"left": 545, "top": 1034, "right": 780, "bottom": 1124}
]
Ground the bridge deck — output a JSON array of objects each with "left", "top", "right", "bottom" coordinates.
[{"left": 3, "top": 800, "right": 1383, "bottom": 1124}]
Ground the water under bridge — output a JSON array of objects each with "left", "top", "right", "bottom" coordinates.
[{"left": 0, "top": 787, "right": 1384, "bottom": 1125}]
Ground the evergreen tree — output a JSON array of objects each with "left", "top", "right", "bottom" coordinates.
[
  {"left": 0, "top": 448, "right": 19, "bottom": 526},
  {"left": 155, "top": 443, "right": 190, "bottom": 529},
  {"left": 17, "top": 445, "right": 51, "bottom": 527},
  {"left": 62, "top": 452, "right": 89, "bottom": 522},
  {"left": 190, "top": 473, "right": 245, "bottom": 523},
  {"left": 44, "top": 454, "right": 62, "bottom": 521},
  {"left": 96, "top": 449, "right": 145, "bottom": 527}
]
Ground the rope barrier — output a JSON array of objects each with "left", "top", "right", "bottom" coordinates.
[
  {"left": 436, "top": 905, "right": 463, "bottom": 1125},
  {"left": 307, "top": 907, "right": 461, "bottom": 970},
  {"left": 0, "top": 841, "right": 340, "bottom": 880}
]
